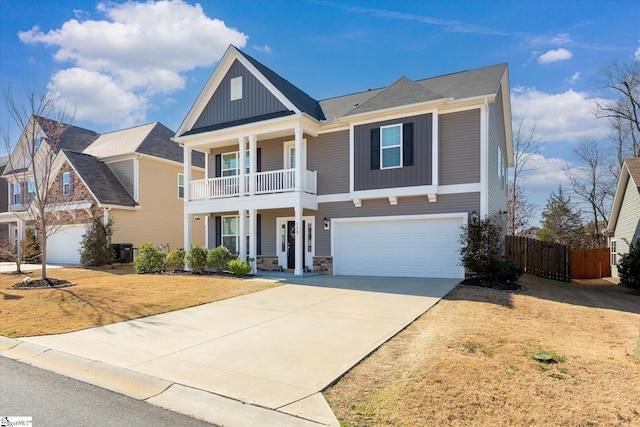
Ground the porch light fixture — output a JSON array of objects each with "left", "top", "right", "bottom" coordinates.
[
  {"left": 323, "top": 217, "right": 330, "bottom": 230},
  {"left": 470, "top": 210, "right": 479, "bottom": 222},
  {"left": 194, "top": 216, "right": 200, "bottom": 222}
]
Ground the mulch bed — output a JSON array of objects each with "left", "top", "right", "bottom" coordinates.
[
  {"left": 9, "top": 278, "right": 74, "bottom": 290},
  {"left": 460, "top": 277, "right": 525, "bottom": 291}
]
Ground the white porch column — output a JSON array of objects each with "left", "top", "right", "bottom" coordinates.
[
  {"left": 294, "top": 205, "right": 303, "bottom": 275},
  {"left": 249, "top": 208, "right": 256, "bottom": 273},
  {"left": 294, "top": 125, "right": 303, "bottom": 192},
  {"left": 239, "top": 137, "right": 246, "bottom": 196},
  {"left": 249, "top": 135, "right": 256, "bottom": 196},
  {"left": 238, "top": 209, "right": 246, "bottom": 261},
  {"left": 16, "top": 219, "right": 25, "bottom": 262},
  {"left": 184, "top": 214, "right": 192, "bottom": 253},
  {"left": 204, "top": 215, "right": 210, "bottom": 249},
  {"left": 184, "top": 146, "right": 191, "bottom": 201}
]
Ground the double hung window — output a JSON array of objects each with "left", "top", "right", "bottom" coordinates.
[
  {"left": 221, "top": 151, "right": 250, "bottom": 176},
  {"left": 380, "top": 124, "right": 402, "bottom": 169},
  {"left": 62, "top": 172, "right": 72, "bottom": 195},
  {"left": 222, "top": 215, "right": 250, "bottom": 254}
]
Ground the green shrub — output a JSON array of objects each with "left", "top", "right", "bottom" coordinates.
[
  {"left": 618, "top": 239, "right": 640, "bottom": 291},
  {"left": 207, "top": 245, "right": 232, "bottom": 273},
  {"left": 79, "top": 218, "right": 114, "bottom": 267},
  {"left": 228, "top": 259, "right": 252, "bottom": 277},
  {"left": 165, "top": 248, "right": 185, "bottom": 271},
  {"left": 495, "top": 259, "right": 524, "bottom": 283},
  {"left": 185, "top": 244, "right": 209, "bottom": 273},
  {"left": 22, "top": 228, "right": 40, "bottom": 263},
  {"left": 134, "top": 242, "right": 166, "bottom": 273}
]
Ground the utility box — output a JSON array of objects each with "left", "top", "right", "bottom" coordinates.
[{"left": 112, "top": 243, "right": 134, "bottom": 263}]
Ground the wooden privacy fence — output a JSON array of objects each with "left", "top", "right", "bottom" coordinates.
[
  {"left": 505, "top": 236, "right": 571, "bottom": 282},
  {"left": 570, "top": 247, "right": 611, "bottom": 279}
]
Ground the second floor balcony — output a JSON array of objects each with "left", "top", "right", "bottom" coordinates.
[{"left": 189, "top": 168, "right": 317, "bottom": 201}]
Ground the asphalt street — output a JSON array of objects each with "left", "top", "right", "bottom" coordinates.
[{"left": 0, "top": 356, "right": 215, "bottom": 427}]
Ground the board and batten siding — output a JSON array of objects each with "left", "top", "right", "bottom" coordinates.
[
  {"left": 314, "top": 192, "right": 480, "bottom": 256},
  {"left": 353, "top": 114, "right": 433, "bottom": 191},
  {"left": 193, "top": 59, "right": 288, "bottom": 130},
  {"left": 439, "top": 109, "right": 481, "bottom": 185},
  {"left": 612, "top": 175, "right": 640, "bottom": 277},
  {"left": 487, "top": 86, "right": 509, "bottom": 220},
  {"left": 106, "top": 159, "right": 135, "bottom": 198},
  {"left": 110, "top": 157, "right": 204, "bottom": 250}
]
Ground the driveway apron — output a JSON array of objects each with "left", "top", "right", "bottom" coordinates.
[{"left": 18, "top": 275, "right": 459, "bottom": 426}]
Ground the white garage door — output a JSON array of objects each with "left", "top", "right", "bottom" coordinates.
[
  {"left": 46, "top": 225, "right": 86, "bottom": 265},
  {"left": 333, "top": 216, "right": 464, "bottom": 278}
]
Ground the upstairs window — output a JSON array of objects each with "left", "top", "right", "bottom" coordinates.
[
  {"left": 12, "top": 182, "right": 21, "bottom": 205},
  {"left": 28, "top": 179, "right": 36, "bottom": 202},
  {"left": 62, "top": 171, "right": 73, "bottom": 196},
  {"left": 178, "top": 173, "right": 184, "bottom": 198},
  {"left": 34, "top": 137, "right": 42, "bottom": 150},
  {"left": 221, "top": 151, "right": 250, "bottom": 176},
  {"left": 370, "top": 122, "right": 414, "bottom": 170},
  {"left": 230, "top": 76, "right": 243, "bottom": 101}
]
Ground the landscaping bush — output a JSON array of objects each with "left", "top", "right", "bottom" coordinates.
[
  {"left": 22, "top": 228, "right": 40, "bottom": 263},
  {"left": 460, "top": 217, "right": 522, "bottom": 282},
  {"left": 227, "top": 259, "right": 252, "bottom": 277},
  {"left": 185, "top": 244, "right": 209, "bottom": 274},
  {"left": 134, "top": 242, "right": 166, "bottom": 273},
  {"left": 79, "top": 218, "right": 114, "bottom": 267},
  {"left": 618, "top": 238, "right": 640, "bottom": 291},
  {"left": 165, "top": 248, "right": 185, "bottom": 272},
  {"left": 208, "top": 245, "right": 232, "bottom": 273}
]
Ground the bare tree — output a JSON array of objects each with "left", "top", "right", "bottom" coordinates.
[
  {"left": 508, "top": 117, "right": 542, "bottom": 235},
  {"left": 507, "top": 183, "right": 536, "bottom": 236},
  {"left": 595, "top": 61, "right": 640, "bottom": 160},
  {"left": 2, "top": 79, "right": 73, "bottom": 280},
  {"left": 564, "top": 138, "right": 615, "bottom": 247}
]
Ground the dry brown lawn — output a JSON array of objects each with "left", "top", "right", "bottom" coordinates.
[
  {"left": 324, "top": 275, "right": 640, "bottom": 427},
  {"left": 0, "top": 265, "right": 277, "bottom": 337}
]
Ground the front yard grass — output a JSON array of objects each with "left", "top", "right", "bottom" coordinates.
[
  {"left": 324, "top": 274, "right": 640, "bottom": 427},
  {"left": 0, "top": 265, "right": 277, "bottom": 337}
]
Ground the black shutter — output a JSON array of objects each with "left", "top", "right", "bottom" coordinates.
[
  {"left": 215, "top": 216, "right": 222, "bottom": 247},
  {"left": 215, "top": 154, "right": 222, "bottom": 178},
  {"left": 370, "top": 128, "right": 380, "bottom": 170},
  {"left": 256, "top": 147, "right": 262, "bottom": 172},
  {"left": 403, "top": 122, "right": 414, "bottom": 166},
  {"left": 256, "top": 214, "right": 262, "bottom": 255}
]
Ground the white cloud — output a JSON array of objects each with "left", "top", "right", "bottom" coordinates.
[
  {"left": 19, "top": 0, "right": 248, "bottom": 127},
  {"left": 635, "top": 41, "right": 640, "bottom": 61},
  {"left": 550, "top": 33, "right": 572, "bottom": 45},
  {"left": 511, "top": 86, "right": 610, "bottom": 143},
  {"left": 566, "top": 72, "right": 580, "bottom": 85},
  {"left": 252, "top": 45, "right": 272, "bottom": 54},
  {"left": 538, "top": 48, "right": 572, "bottom": 64}
]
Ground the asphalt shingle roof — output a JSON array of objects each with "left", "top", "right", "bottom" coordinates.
[
  {"left": 35, "top": 116, "right": 100, "bottom": 152},
  {"left": 62, "top": 150, "right": 137, "bottom": 207},
  {"left": 625, "top": 157, "right": 640, "bottom": 192}
]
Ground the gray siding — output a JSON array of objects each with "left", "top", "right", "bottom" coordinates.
[
  {"left": 612, "top": 176, "right": 640, "bottom": 276},
  {"left": 194, "top": 60, "right": 288, "bottom": 129},
  {"left": 106, "top": 159, "right": 135, "bottom": 198},
  {"left": 206, "top": 136, "right": 289, "bottom": 176},
  {"left": 308, "top": 130, "right": 349, "bottom": 195},
  {"left": 314, "top": 192, "right": 480, "bottom": 256},
  {"left": 353, "top": 114, "right": 433, "bottom": 191},
  {"left": 487, "top": 86, "right": 508, "bottom": 220},
  {"left": 439, "top": 109, "right": 481, "bottom": 185}
]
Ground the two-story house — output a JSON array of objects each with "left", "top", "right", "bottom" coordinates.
[
  {"left": 176, "top": 46, "right": 513, "bottom": 278},
  {"left": 1, "top": 116, "right": 205, "bottom": 265}
]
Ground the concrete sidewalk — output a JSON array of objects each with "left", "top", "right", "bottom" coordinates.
[{"left": 2, "top": 275, "right": 459, "bottom": 426}]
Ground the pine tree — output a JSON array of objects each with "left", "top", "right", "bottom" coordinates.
[{"left": 537, "top": 186, "right": 584, "bottom": 247}]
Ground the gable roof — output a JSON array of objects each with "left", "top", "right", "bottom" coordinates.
[
  {"left": 34, "top": 116, "right": 100, "bottom": 152},
  {"left": 82, "top": 122, "right": 205, "bottom": 168},
  {"left": 240, "top": 49, "right": 325, "bottom": 121},
  {"left": 61, "top": 150, "right": 137, "bottom": 207},
  {"left": 319, "top": 63, "right": 509, "bottom": 120},
  {"left": 607, "top": 157, "right": 640, "bottom": 233}
]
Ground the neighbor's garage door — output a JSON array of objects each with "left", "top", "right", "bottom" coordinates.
[
  {"left": 333, "top": 216, "right": 464, "bottom": 278},
  {"left": 46, "top": 225, "right": 85, "bottom": 265}
]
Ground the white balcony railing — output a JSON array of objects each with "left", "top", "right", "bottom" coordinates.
[{"left": 189, "top": 168, "right": 317, "bottom": 201}]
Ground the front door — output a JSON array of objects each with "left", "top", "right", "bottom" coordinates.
[{"left": 287, "top": 220, "right": 305, "bottom": 269}]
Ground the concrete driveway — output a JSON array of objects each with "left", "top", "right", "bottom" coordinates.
[{"left": 2, "top": 275, "right": 459, "bottom": 426}]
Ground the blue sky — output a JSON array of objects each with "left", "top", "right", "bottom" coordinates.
[{"left": 1, "top": 0, "right": 639, "bottom": 224}]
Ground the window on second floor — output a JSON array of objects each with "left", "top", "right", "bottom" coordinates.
[
  {"left": 62, "top": 171, "right": 73, "bottom": 196},
  {"left": 178, "top": 173, "right": 184, "bottom": 198},
  {"left": 381, "top": 124, "right": 403, "bottom": 169},
  {"left": 230, "top": 76, "right": 243, "bottom": 101},
  {"left": 28, "top": 179, "right": 36, "bottom": 202},
  {"left": 221, "top": 151, "right": 250, "bottom": 177},
  {"left": 12, "top": 182, "right": 21, "bottom": 205}
]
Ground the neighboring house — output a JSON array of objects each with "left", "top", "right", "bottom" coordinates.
[
  {"left": 175, "top": 45, "right": 513, "bottom": 278},
  {"left": 0, "top": 116, "right": 205, "bottom": 265},
  {"left": 607, "top": 157, "right": 640, "bottom": 278},
  {"left": 0, "top": 156, "right": 9, "bottom": 241}
]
